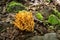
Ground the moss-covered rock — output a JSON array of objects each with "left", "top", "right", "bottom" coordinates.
[{"left": 6, "top": 1, "right": 26, "bottom": 13}]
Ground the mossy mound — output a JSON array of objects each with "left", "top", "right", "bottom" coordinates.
[
  {"left": 48, "top": 14, "right": 59, "bottom": 25},
  {"left": 6, "top": 1, "right": 26, "bottom": 13}
]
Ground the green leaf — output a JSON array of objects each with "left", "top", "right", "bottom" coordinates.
[
  {"left": 36, "top": 12, "right": 43, "bottom": 20},
  {"left": 48, "top": 14, "right": 59, "bottom": 25}
]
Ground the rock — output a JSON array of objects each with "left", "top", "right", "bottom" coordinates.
[
  {"left": 44, "top": 33, "right": 58, "bottom": 40},
  {"left": 26, "top": 36, "right": 44, "bottom": 40},
  {"left": 56, "top": 30, "right": 60, "bottom": 40}
]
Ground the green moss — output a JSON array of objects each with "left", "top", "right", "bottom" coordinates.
[
  {"left": 48, "top": 14, "right": 59, "bottom": 25},
  {"left": 36, "top": 12, "right": 43, "bottom": 20},
  {"left": 6, "top": 1, "right": 26, "bottom": 13},
  {"left": 58, "top": 19, "right": 60, "bottom": 25},
  {"left": 52, "top": 9, "right": 60, "bottom": 19}
]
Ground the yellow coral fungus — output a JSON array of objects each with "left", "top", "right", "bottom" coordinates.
[{"left": 13, "top": 11, "right": 34, "bottom": 32}]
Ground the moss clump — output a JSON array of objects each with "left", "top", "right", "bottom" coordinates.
[
  {"left": 13, "top": 10, "right": 34, "bottom": 32},
  {"left": 36, "top": 12, "right": 43, "bottom": 20},
  {"left": 6, "top": 1, "right": 25, "bottom": 13},
  {"left": 48, "top": 14, "right": 59, "bottom": 25},
  {"left": 52, "top": 9, "right": 60, "bottom": 19}
]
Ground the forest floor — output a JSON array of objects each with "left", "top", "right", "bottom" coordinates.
[{"left": 0, "top": 0, "right": 60, "bottom": 40}]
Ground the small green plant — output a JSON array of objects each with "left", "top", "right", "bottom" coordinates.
[
  {"left": 6, "top": 1, "right": 25, "bottom": 13},
  {"left": 36, "top": 12, "right": 43, "bottom": 20},
  {"left": 52, "top": 9, "right": 60, "bottom": 19},
  {"left": 48, "top": 14, "right": 59, "bottom": 25}
]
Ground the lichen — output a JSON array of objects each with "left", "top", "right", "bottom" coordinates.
[{"left": 13, "top": 10, "right": 35, "bottom": 32}]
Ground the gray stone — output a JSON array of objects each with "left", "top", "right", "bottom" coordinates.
[
  {"left": 44, "top": 33, "right": 58, "bottom": 40},
  {"left": 26, "top": 33, "right": 59, "bottom": 40},
  {"left": 56, "top": 30, "right": 60, "bottom": 40},
  {"left": 26, "top": 36, "right": 44, "bottom": 40}
]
